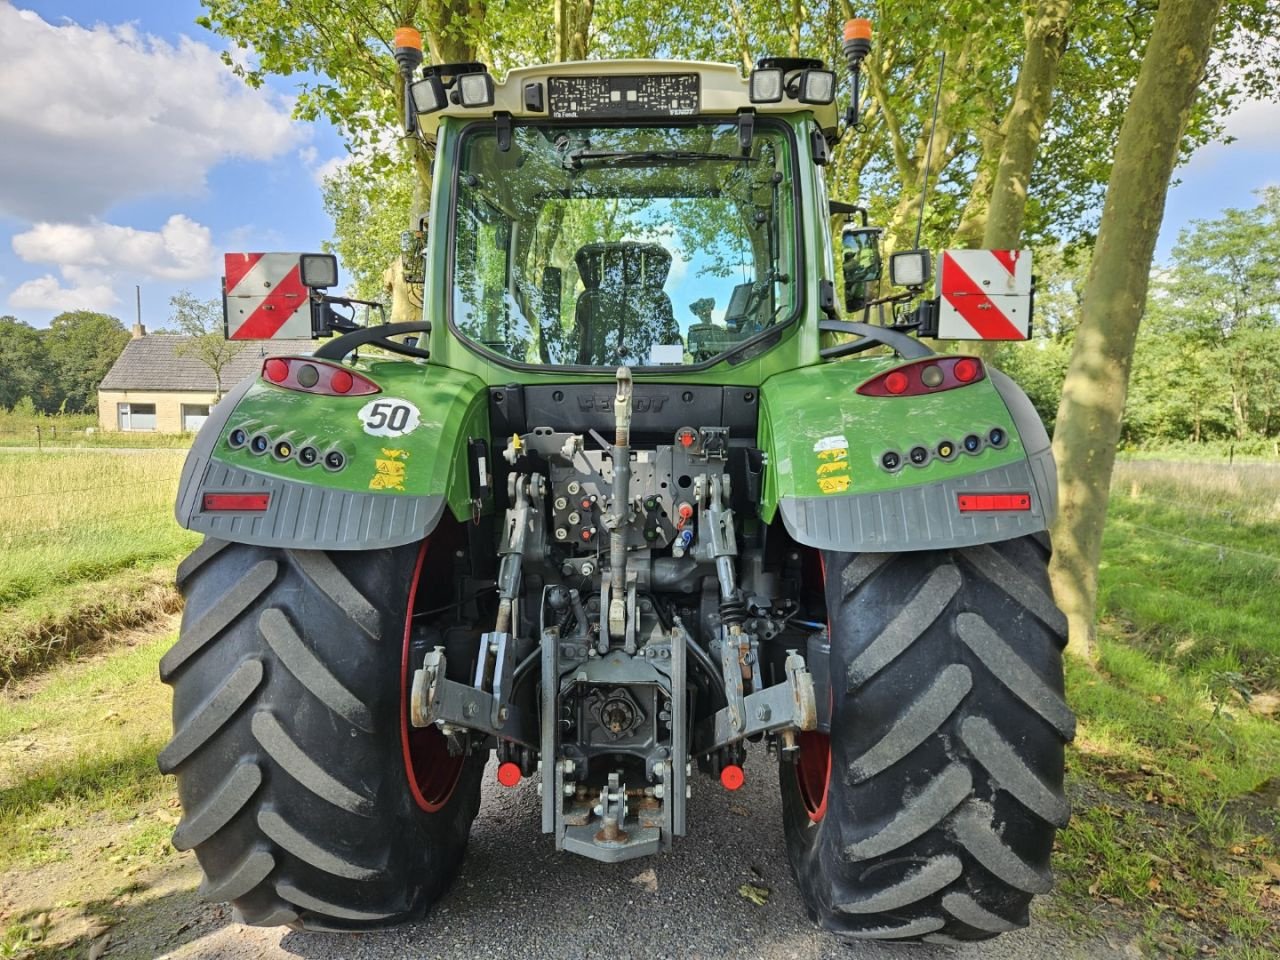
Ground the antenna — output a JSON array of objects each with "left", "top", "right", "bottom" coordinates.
[{"left": 914, "top": 52, "right": 947, "bottom": 250}]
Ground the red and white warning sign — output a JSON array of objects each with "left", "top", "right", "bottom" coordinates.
[
  {"left": 223, "top": 253, "right": 313, "bottom": 340},
  {"left": 937, "top": 249, "right": 1032, "bottom": 341}
]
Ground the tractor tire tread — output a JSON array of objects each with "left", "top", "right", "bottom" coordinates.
[
  {"left": 781, "top": 536, "right": 1072, "bottom": 941},
  {"left": 162, "top": 541, "right": 483, "bottom": 931}
]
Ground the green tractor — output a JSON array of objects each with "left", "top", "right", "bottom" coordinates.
[{"left": 164, "top": 19, "right": 1072, "bottom": 943}]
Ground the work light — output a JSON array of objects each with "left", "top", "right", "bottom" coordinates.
[{"left": 748, "top": 69, "right": 783, "bottom": 103}]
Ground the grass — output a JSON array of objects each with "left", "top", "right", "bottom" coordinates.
[
  {"left": 0, "top": 450, "right": 199, "bottom": 683},
  {"left": 0, "top": 628, "right": 176, "bottom": 872},
  {"left": 0, "top": 626, "right": 191, "bottom": 959},
  {"left": 1053, "top": 457, "right": 1280, "bottom": 956},
  {"left": 0, "top": 410, "right": 193, "bottom": 450},
  {"left": 1105, "top": 459, "right": 1280, "bottom": 687}
]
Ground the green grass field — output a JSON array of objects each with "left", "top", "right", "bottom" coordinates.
[
  {"left": 1057, "top": 458, "right": 1280, "bottom": 957},
  {"left": 0, "top": 450, "right": 199, "bottom": 682},
  {"left": 0, "top": 410, "right": 193, "bottom": 450}
]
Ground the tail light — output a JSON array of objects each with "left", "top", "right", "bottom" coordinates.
[
  {"left": 857, "top": 356, "right": 985, "bottom": 397},
  {"left": 262, "top": 357, "right": 380, "bottom": 396}
]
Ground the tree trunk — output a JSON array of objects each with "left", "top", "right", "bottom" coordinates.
[
  {"left": 967, "top": 0, "right": 1070, "bottom": 363},
  {"left": 982, "top": 0, "right": 1071, "bottom": 250},
  {"left": 1049, "top": 0, "right": 1223, "bottom": 660}
]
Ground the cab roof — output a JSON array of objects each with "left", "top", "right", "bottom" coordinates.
[{"left": 416, "top": 59, "right": 840, "bottom": 139}]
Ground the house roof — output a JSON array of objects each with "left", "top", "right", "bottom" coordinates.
[{"left": 99, "top": 335, "right": 315, "bottom": 392}]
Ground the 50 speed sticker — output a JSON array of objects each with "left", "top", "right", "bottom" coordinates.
[{"left": 358, "top": 398, "right": 421, "bottom": 438}]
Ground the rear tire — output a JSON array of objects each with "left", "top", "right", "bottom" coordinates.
[
  {"left": 160, "top": 538, "right": 485, "bottom": 930},
  {"left": 780, "top": 535, "right": 1074, "bottom": 942}
]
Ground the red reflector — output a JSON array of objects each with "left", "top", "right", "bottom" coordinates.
[
  {"left": 953, "top": 358, "right": 979, "bottom": 382},
  {"left": 884, "top": 370, "right": 910, "bottom": 394},
  {"left": 330, "top": 369, "right": 354, "bottom": 394},
  {"left": 203, "top": 492, "right": 270, "bottom": 512},
  {"left": 720, "top": 764, "right": 745, "bottom": 791},
  {"left": 264, "top": 358, "right": 289, "bottom": 383},
  {"left": 957, "top": 493, "right": 1031, "bottom": 512},
  {"left": 496, "top": 762, "right": 522, "bottom": 787}
]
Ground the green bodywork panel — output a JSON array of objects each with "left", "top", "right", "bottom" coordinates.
[
  {"left": 757, "top": 357, "right": 1023, "bottom": 520},
  {"left": 210, "top": 360, "right": 489, "bottom": 521}
]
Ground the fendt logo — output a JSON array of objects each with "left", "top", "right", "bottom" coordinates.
[{"left": 577, "top": 395, "right": 669, "bottom": 412}]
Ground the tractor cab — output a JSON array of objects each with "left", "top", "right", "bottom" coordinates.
[{"left": 410, "top": 58, "right": 839, "bottom": 375}]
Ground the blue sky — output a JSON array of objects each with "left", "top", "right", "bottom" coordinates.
[{"left": 1, "top": 2, "right": 1277, "bottom": 331}]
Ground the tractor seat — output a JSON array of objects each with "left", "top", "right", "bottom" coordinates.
[{"left": 573, "top": 242, "right": 681, "bottom": 366}]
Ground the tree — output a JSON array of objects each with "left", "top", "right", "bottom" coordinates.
[
  {"left": 43, "top": 311, "right": 129, "bottom": 414},
  {"left": 1049, "top": 0, "right": 1225, "bottom": 660},
  {"left": 0, "top": 316, "right": 60, "bottom": 413},
  {"left": 169, "top": 291, "right": 245, "bottom": 402}
]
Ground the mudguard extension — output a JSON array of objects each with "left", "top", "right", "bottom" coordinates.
[
  {"left": 175, "top": 361, "right": 489, "bottom": 550},
  {"left": 758, "top": 360, "right": 1057, "bottom": 552}
]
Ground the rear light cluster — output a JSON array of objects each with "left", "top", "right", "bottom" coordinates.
[
  {"left": 880, "top": 427, "right": 1008, "bottom": 473},
  {"left": 227, "top": 426, "right": 348, "bottom": 472},
  {"left": 858, "top": 356, "right": 984, "bottom": 398},
  {"left": 262, "top": 357, "right": 379, "bottom": 396}
]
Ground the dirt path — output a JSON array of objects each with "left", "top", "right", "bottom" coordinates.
[{"left": 1, "top": 621, "right": 1138, "bottom": 960}]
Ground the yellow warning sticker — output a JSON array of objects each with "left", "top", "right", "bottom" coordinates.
[
  {"left": 369, "top": 448, "right": 409, "bottom": 491},
  {"left": 813, "top": 435, "right": 851, "bottom": 493},
  {"left": 818, "top": 475, "right": 851, "bottom": 494}
]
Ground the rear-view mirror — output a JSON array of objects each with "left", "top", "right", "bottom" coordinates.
[{"left": 841, "top": 224, "right": 882, "bottom": 312}]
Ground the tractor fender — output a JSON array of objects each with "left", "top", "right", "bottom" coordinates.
[
  {"left": 174, "top": 360, "right": 489, "bottom": 550},
  {"left": 758, "top": 358, "right": 1057, "bottom": 553}
]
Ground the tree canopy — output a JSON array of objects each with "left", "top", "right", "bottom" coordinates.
[{"left": 44, "top": 311, "right": 129, "bottom": 414}]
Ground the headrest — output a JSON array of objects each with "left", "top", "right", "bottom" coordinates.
[{"left": 576, "top": 242, "right": 672, "bottom": 291}]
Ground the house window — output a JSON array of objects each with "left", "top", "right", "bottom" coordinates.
[
  {"left": 181, "top": 404, "right": 211, "bottom": 432},
  {"left": 117, "top": 402, "right": 157, "bottom": 431}
]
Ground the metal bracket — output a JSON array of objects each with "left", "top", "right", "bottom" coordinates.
[
  {"left": 694, "top": 649, "right": 816, "bottom": 755},
  {"left": 410, "top": 647, "right": 536, "bottom": 748},
  {"left": 471, "top": 631, "right": 516, "bottom": 730}
]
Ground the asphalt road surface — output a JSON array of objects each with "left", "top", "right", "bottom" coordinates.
[{"left": 164, "top": 748, "right": 1128, "bottom": 960}]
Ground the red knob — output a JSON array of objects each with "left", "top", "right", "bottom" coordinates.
[
  {"left": 497, "top": 762, "right": 522, "bottom": 787},
  {"left": 720, "top": 764, "right": 745, "bottom": 790}
]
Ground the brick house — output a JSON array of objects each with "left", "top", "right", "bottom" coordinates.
[{"left": 97, "top": 334, "right": 311, "bottom": 433}]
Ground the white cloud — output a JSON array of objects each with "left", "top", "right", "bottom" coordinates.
[
  {"left": 13, "top": 215, "right": 218, "bottom": 281},
  {"left": 8, "top": 275, "right": 120, "bottom": 312},
  {"left": 1222, "top": 98, "right": 1280, "bottom": 149},
  {"left": 7, "top": 214, "right": 219, "bottom": 312},
  {"left": 0, "top": 7, "right": 303, "bottom": 221}
]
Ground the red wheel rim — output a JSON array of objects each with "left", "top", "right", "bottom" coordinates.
[
  {"left": 795, "top": 731, "right": 831, "bottom": 822},
  {"left": 795, "top": 551, "right": 832, "bottom": 822},
  {"left": 400, "top": 539, "right": 465, "bottom": 812}
]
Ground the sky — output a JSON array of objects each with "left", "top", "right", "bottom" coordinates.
[{"left": 1, "top": 1, "right": 1278, "bottom": 331}]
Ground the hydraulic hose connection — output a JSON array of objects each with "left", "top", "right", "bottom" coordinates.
[{"left": 606, "top": 367, "right": 633, "bottom": 643}]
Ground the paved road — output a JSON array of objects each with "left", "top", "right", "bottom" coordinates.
[{"left": 156, "top": 746, "right": 1131, "bottom": 960}]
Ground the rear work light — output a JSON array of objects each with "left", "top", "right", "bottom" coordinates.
[
  {"left": 857, "top": 356, "right": 986, "bottom": 398},
  {"left": 262, "top": 357, "right": 380, "bottom": 396},
  {"left": 957, "top": 493, "right": 1031, "bottom": 513},
  {"left": 203, "top": 492, "right": 270, "bottom": 512}
]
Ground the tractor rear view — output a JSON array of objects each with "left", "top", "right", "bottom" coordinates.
[{"left": 162, "top": 17, "right": 1072, "bottom": 943}]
